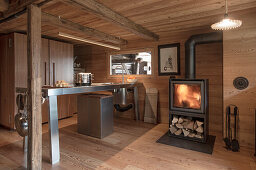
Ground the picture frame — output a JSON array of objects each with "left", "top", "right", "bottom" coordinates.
[{"left": 158, "top": 43, "right": 180, "bottom": 76}]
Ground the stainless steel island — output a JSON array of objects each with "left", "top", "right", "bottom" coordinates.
[{"left": 17, "top": 83, "right": 140, "bottom": 165}]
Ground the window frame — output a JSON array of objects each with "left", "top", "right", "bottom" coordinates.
[{"left": 107, "top": 47, "right": 155, "bottom": 79}]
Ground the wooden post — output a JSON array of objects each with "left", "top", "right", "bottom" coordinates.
[{"left": 27, "top": 4, "right": 42, "bottom": 170}]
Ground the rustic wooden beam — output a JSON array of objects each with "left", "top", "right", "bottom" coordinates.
[
  {"left": 0, "top": 0, "right": 8, "bottom": 12},
  {"left": 0, "top": 0, "right": 40, "bottom": 19},
  {"left": 42, "top": 12, "right": 127, "bottom": 45},
  {"left": 61, "top": 0, "right": 159, "bottom": 41},
  {"left": 27, "top": 4, "right": 42, "bottom": 170}
]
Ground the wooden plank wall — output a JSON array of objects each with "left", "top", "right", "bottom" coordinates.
[
  {"left": 74, "top": 28, "right": 223, "bottom": 135},
  {"left": 223, "top": 8, "right": 256, "bottom": 148},
  {"left": 197, "top": 43, "right": 223, "bottom": 135}
]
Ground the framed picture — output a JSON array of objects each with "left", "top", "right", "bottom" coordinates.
[{"left": 158, "top": 43, "right": 180, "bottom": 76}]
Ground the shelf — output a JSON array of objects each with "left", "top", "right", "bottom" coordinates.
[{"left": 170, "top": 110, "right": 206, "bottom": 118}]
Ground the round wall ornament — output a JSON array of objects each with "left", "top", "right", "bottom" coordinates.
[{"left": 233, "top": 77, "right": 249, "bottom": 90}]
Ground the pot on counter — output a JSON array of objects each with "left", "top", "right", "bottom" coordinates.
[{"left": 75, "top": 73, "right": 93, "bottom": 86}]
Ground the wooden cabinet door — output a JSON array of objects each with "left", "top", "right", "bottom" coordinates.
[
  {"left": 41, "top": 100, "right": 49, "bottom": 123},
  {"left": 69, "top": 94, "right": 77, "bottom": 115},
  {"left": 0, "top": 34, "right": 15, "bottom": 128},
  {"left": 41, "top": 38, "right": 50, "bottom": 86},
  {"left": 14, "top": 33, "right": 27, "bottom": 88},
  {"left": 41, "top": 38, "right": 50, "bottom": 123},
  {"left": 13, "top": 33, "right": 27, "bottom": 129},
  {"left": 49, "top": 40, "right": 73, "bottom": 85},
  {"left": 49, "top": 40, "right": 74, "bottom": 119}
]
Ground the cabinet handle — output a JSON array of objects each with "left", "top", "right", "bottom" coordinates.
[
  {"left": 53, "top": 62, "right": 55, "bottom": 86},
  {"left": 44, "top": 62, "right": 47, "bottom": 85}
]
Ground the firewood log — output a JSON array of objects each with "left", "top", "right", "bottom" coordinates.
[
  {"left": 169, "top": 125, "right": 178, "bottom": 134},
  {"left": 195, "top": 125, "right": 203, "bottom": 133},
  {"left": 174, "top": 129, "right": 182, "bottom": 135},
  {"left": 176, "top": 123, "right": 183, "bottom": 129},
  {"left": 196, "top": 120, "right": 203, "bottom": 127},
  {"left": 195, "top": 132, "right": 203, "bottom": 139},
  {"left": 193, "top": 122, "right": 198, "bottom": 130},
  {"left": 182, "top": 129, "right": 190, "bottom": 136},
  {"left": 178, "top": 117, "right": 184, "bottom": 124},
  {"left": 182, "top": 121, "right": 189, "bottom": 128},
  {"left": 186, "top": 121, "right": 194, "bottom": 130},
  {"left": 188, "top": 132, "right": 196, "bottom": 138},
  {"left": 183, "top": 118, "right": 190, "bottom": 122},
  {"left": 172, "top": 116, "right": 178, "bottom": 124}
]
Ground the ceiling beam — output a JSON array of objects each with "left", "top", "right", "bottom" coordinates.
[
  {"left": 61, "top": 0, "right": 159, "bottom": 41},
  {"left": 42, "top": 12, "right": 127, "bottom": 45},
  {"left": 0, "top": 0, "right": 54, "bottom": 20},
  {"left": 0, "top": 0, "right": 40, "bottom": 19},
  {"left": 0, "top": 0, "right": 8, "bottom": 12}
]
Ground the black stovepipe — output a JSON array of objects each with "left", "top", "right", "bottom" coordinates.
[{"left": 185, "top": 32, "right": 223, "bottom": 79}]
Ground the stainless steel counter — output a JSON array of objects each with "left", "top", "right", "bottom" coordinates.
[
  {"left": 17, "top": 82, "right": 140, "bottom": 165},
  {"left": 42, "top": 83, "right": 136, "bottom": 97}
]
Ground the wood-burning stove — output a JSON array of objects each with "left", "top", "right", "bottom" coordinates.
[
  {"left": 167, "top": 32, "right": 222, "bottom": 143},
  {"left": 169, "top": 78, "right": 209, "bottom": 143}
]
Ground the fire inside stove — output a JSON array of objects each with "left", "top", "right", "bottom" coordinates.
[{"left": 173, "top": 84, "right": 201, "bottom": 109}]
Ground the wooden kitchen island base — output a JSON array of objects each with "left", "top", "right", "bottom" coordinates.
[{"left": 0, "top": 115, "right": 255, "bottom": 170}]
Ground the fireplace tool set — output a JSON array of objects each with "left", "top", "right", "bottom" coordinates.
[{"left": 224, "top": 105, "right": 239, "bottom": 152}]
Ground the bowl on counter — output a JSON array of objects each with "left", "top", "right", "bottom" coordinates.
[{"left": 127, "top": 78, "right": 137, "bottom": 83}]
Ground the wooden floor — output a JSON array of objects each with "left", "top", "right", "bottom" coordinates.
[{"left": 0, "top": 115, "right": 255, "bottom": 170}]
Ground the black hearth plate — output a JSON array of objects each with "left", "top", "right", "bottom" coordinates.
[{"left": 156, "top": 132, "right": 216, "bottom": 154}]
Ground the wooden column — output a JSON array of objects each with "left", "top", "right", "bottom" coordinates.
[{"left": 27, "top": 4, "right": 42, "bottom": 170}]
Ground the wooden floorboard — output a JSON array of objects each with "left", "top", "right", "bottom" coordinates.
[{"left": 0, "top": 115, "right": 255, "bottom": 170}]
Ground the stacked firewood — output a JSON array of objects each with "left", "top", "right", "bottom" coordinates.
[{"left": 169, "top": 116, "right": 204, "bottom": 139}]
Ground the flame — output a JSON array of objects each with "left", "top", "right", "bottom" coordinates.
[{"left": 174, "top": 84, "right": 201, "bottom": 109}]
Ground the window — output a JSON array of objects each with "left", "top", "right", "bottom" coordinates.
[{"left": 110, "top": 51, "right": 152, "bottom": 75}]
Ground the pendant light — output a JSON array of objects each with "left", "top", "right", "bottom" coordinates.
[{"left": 211, "top": 0, "right": 242, "bottom": 30}]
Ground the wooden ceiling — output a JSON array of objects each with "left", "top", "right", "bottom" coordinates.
[{"left": 0, "top": 0, "right": 256, "bottom": 45}]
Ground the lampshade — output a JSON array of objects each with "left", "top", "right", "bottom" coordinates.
[
  {"left": 211, "top": 0, "right": 242, "bottom": 30},
  {"left": 211, "top": 17, "right": 242, "bottom": 30}
]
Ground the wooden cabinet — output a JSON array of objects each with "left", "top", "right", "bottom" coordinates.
[
  {"left": 41, "top": 38, "right": 76, "bottom": 123},
  {"left": 0, "top": 34, "right": 15, "bottom": 128},
  {"left": 49, "top": 40, "right": 74, "bottom": 85},
  {"left": 0, "top": 33, "right": 76, "bottom": 128},
  {"left": 48, "top": 40, "right": 74, "bottom": 120}
]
